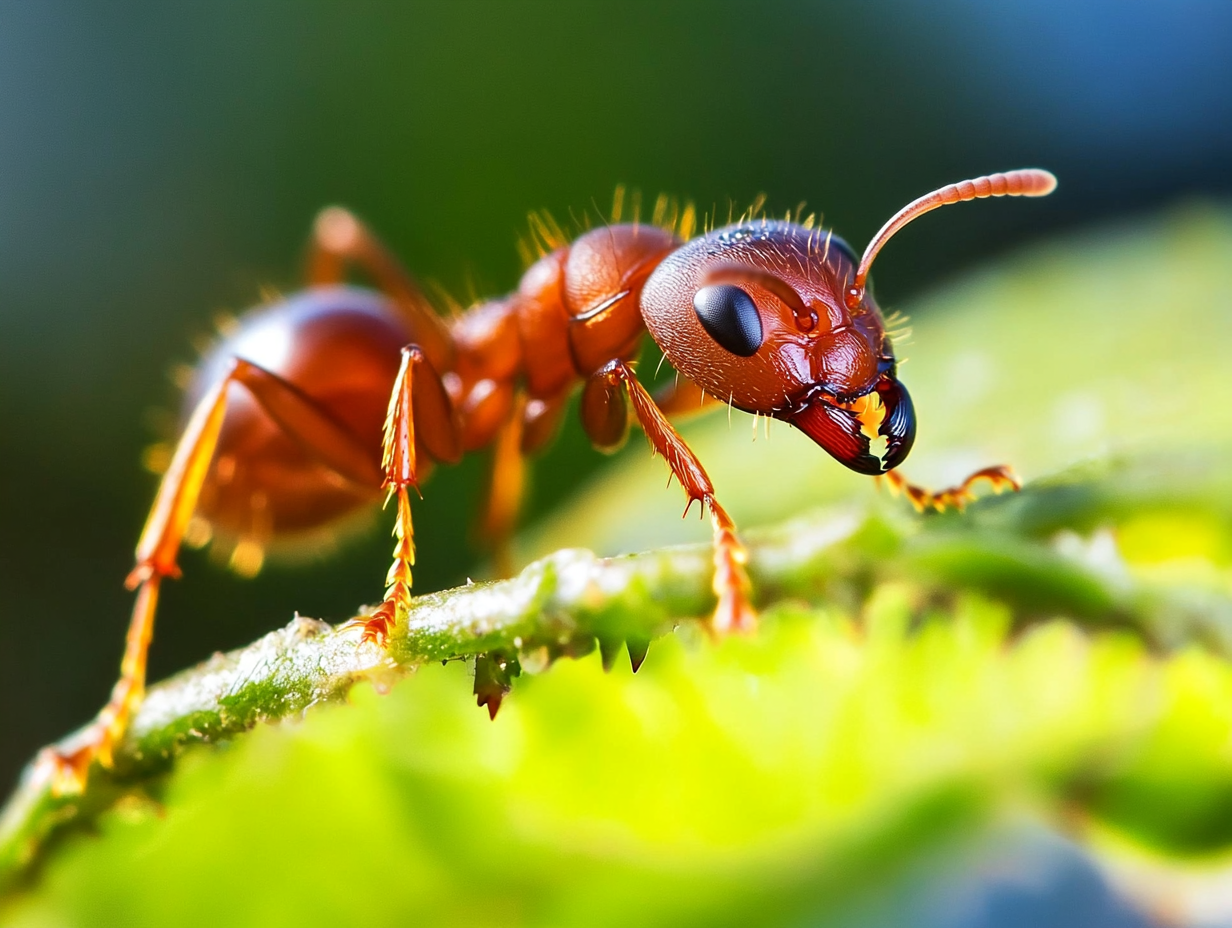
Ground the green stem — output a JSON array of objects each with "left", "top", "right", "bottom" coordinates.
[{"left": 3, "top": 454, "right": 1229, "bottom": 896}]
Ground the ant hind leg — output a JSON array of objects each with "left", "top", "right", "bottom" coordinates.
[
  {"left": 307, "top": 207, "right": 454, "bottom": 372},
  {"left": 37, "top": 359, "right": 380, "bottom": 795}
]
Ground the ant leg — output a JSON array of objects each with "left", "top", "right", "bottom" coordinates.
[
  {"left": 521, "top": 389, "right": 571, "bottom": 455},
  {"left": 38, "top": 359, "right": 380, "bottom": 795},
  {"left": 351, "top": 345, "right": 461, "bottom": 646},
  {"left": 652, "top": 376, "right": 724, "bottom": 419},
  {"left": 881, "top": 465, "right": 1021, "bottom": 513},
  {"left": 307, "top": 207, "right": 454, "bottom": 371},
  {"left": 589, "top": 360, "right": 755, "bottom": 634},
  {"left": 476, "top": 394, "right": 527, "bottom": 579}
]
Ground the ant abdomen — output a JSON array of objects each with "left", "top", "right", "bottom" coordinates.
[{"left": 187, "top": 285, "right": 405, "bottom": 556}]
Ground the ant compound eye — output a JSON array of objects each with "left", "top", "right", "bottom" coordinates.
[{"left": 692, "top": 284, "right": 764, "bottom": 357}]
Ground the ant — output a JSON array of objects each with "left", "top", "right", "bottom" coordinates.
[{"left": 42, "top": 168, "right": 1056, "bottom": 793}]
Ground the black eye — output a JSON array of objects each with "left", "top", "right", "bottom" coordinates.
[{"left": 692, "top": 284, "right": 764, "bottom": 357}]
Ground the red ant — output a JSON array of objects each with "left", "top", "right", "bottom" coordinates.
[{"left": 42, "top": 168, "right": 1056, "bottom": 793}]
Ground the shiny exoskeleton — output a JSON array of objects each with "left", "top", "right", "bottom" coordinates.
[{"left": 43, "top": 169, "right": 1056, "bottom": 793}]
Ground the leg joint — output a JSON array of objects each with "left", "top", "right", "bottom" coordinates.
[{"left": 124, "top": 561, "right": 177, "bottom": 590}]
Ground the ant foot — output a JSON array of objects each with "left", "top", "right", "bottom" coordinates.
[
  {"left": 707, "top": 499, "right": 756, "bottom": 635},
  {"left": 931, "top": 464, "right": 1021, "bottom": 512},
  {"left": 33, "top": 747, "right": 88, "bottom": 797},
  {"left": 967, "top": 464, "right": 1022, "bottom": 495},
  {"left": 347, "top": 602, "right": 397, "bottom": 647},
  {"left": 885, "top": 464, "right": 1021, "bottom": 513},
  {"left": 33, "top": 721, "right": 115, "bottom": 796}
]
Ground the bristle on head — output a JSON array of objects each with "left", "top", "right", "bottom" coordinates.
[
  {"left": 738, "top": 193, "right": 768, "bottom": 224},
  {"left": 883, "top": 310, "right": 913, "bottom": 345},
  {"left": 677, "top": 203, "right": 697, "bottom": 240}
]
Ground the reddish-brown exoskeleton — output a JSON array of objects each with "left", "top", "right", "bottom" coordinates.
[{"left": 43, "top": 168, "right": 1056, "bottom": 793}]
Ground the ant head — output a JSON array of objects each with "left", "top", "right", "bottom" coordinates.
[
  {"left": 641, "top": 218, "right": 908, "bottom": 474},
  {"left": 641, "top": 169, "right": 1056, "bottom": 475},
  {"left": 642, "top": 221, "right": 888, "bottom": 407}
]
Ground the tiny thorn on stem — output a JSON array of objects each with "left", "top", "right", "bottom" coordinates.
[
  {"left": 626, "top": 638, "right": 650, "bottom": 673},
  {"left": 473, "top": 651, "right": 520, "bottom": 719},
  {"left": 598, "top": 636, "right": 622, "bottom": 672}
]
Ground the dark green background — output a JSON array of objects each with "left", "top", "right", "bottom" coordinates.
[{"left": 1, "top": 0, "right": 1229, "bottom": 793}]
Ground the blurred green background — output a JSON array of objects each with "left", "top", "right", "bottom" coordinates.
[{"left": 1, "top": 0, "right": 1230, "bottom": 882}]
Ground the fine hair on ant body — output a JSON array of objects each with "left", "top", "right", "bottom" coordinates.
[{"left": 41, "top": 168, "right": 1056, "bottom": 793}]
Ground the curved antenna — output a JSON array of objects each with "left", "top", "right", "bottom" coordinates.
[{"left": 846, "top": 168, "right": 1057, "bottom": 309}]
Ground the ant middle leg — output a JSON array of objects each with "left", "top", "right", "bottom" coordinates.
[
  {"left": 585, "top": 360, "right": 755, "bottom": 634},
  {"left": 352, "top": 344, "right": 461, "bottom": 646},
  {"left": 475, "top": 394, "right": 527, "bottom": 580},
  {"left": 40, "top": 359, "right": 381, "bottom": 794},
  {"left": 881, "top": 465, "right": 1021, "bottom": 513}
]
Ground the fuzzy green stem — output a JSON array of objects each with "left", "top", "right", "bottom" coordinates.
[{"left": 3, "top": 453, "right": 1230, "bottom": 897}]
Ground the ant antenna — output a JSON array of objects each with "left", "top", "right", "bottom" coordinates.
[{"left": 845, "top": 168, "right": 1057, "bottom": 310}]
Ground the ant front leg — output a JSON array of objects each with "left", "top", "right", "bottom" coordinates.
[
  {"left": 354, "top": 345, "right": 461, "bottom": 646},
  {"left": 38, "top": 359, "right": 380, "bottom": 795},
  {"left": 585, "top": 360, "right": 755, "bottom": 634},
  {"left": 881, "top": 465, "right": 1021, "bottom": 513}
]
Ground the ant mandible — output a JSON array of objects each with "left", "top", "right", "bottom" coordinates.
[{"left": 44, "top": 168, "right": 1056, "bottom": 793}]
